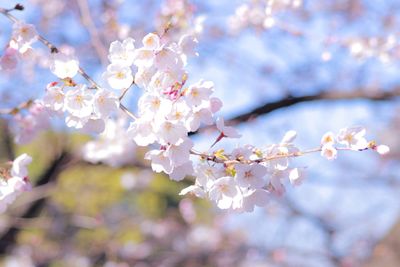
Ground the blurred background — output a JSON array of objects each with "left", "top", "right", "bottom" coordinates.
[{"left": 0, "top": 0, "right": 399, "bottom": 266}]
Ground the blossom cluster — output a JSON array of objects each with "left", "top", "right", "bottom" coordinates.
[
  {"left": 180, "top": 130, "right": 302, "bottom": 212},
  {"left": 345, "top": 35, "right": 399, "bottom": 63},
  {"left": 12, "top": 101, "right": 50, "bottom": 144},
  {"left": 1, "top": 20, "right": 116, "bottom": 136},
  {"left": 38, "top": 41, "right": 121, "bottom": 134},
  {"left": 228, "top": 0, "right": 303, "bottom": 33},
  {"left": 0, "top": 154, "right": 32, "bottom": 213},
  {"left": 156, "top": 0, "right": 204, "bottom": 41},
  {"left": 42, "top": 81, "right": 119, "bottom": 134},
  {"left": 321, "top": 126, "right": 390, "bottom": 160},
  {"left": 124, "top": 33, "right": 221, "bottom": 181},
  {"left": 82, "top": 118, "right": 137, "bottom": 167},
  {"left": 0, "top": 8, "right": 391, "bottom": 214},
  {"left": 0, "top": 21, "right": 37, "bottom": 70},
  {"left": 180, "top": 127, "right": 389, "bottom": 212}
]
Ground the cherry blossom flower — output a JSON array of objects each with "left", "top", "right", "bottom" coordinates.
[
  {"left": 133, "top": 49, "right": 156, "bottom": 68},
  {"left": 209, "top": 177, "right": 240, "bottom": 209},
  {"left": 240, "top": 189, "right": 270, "bottom": 212},
  {"left": 375, "top": 145, "right": 390, "bottom": 155},
  {"left": 128, "top": 118, "right": 157, "bottom": 146},
  {"left": 81, "top": 118, "right": 106, "bottom": 134},
  {"left": 134, "top": 66, "right": 156, "bottom": 88},
  {"left": 11, "top": 154, "right": 32, "bottom": 178},
  {"left": 210, "top": 97, "right": 223, "bottom": 113},
  {"left": 82, "top": 119, "right": 136, "bottom": 167},
  {"left": 145, "top": 149, "right": 173, "bottom": 174},
  {"left": 138, "top": 94, "right": 172, "bottom": 120},
  {"left": 231, "top": 146, "right": 254, "bottom": 161},
  {"left": 269, "top": 171, "right": 286, "bottom": 196},
  {"left": 103, "top": 63, "right": 134, "bottom": 90},
  {"left": 65, "top": 115, "right": 89, "bottom": 129},
  {"left": 185, "top": 108, "right": 213, "bottom": 132},
  {"left": 0, "top": 47, "right": 19, "bottom": 70},
  {"left": 185, "top": 80, "right": 214, "bottom": 106},
  {"left": 321, "top": 143, "right": 337, "bottom": 160},
  {"left": 235, "top": 163, "right": 268, "bottom": 188},
  {"left": 13, "top": 102, "right": 50, "bottom": 144},
  {"left": 281, "top": 130, "right": 297, "bottom": 144},
  {"left": 229, "top": 0, "right": 302, "bottom": 33},
  {"left": 93, "top": 89, "right": 118, "bottom": 119},
  {"left": 337, "top": 126, "right": 368, "bottom": 150},
  {"left": 265, "top": 131, "right": 300, "bottom": 171},
  {"left": 148, "top": 70, "right": 180, "bottom": 93},
  {"left": 108, "top": 38, "right": 135, "bottom": 66},
  {"left": 154, "top": 120, "right": 187, "bottom": 145},
  {"left": 133, "top": 33, "right": 162, "bottom": 67},
  {"left": 42, "top": 83, "right": 65, "bottom": 112},
  {"left": 155, "top": 47, "right": 183, "bottom": 71},
  {"left": 266, "top": 145, "right": 292, "bottom": 171},
  {"left": 216, "top": 117, "right": 241, "bottom": 138},
  {"left": 64, "top": 85, "right": 94, "bottom": 118},
  {"left": 142, "top": 33, "right": 161, "bottom": 50},
  {"left": 50, "top": 52, "right": 79, "bottom": 79},
  {"left": 195, "top": 164, "right": 224, "bottom": 191},
  {"left": 165, "top": 138, "right": 193, "bottom": 167},
  {"left": 166, "top": 99, "right": 191, "bottom": 122},
  {"left": 288, "top": 167, "right": 305, "bottom": 186},
  {"left": 321, "top": 131, "right": 335, "bottom": 146},
  {"left": 12, "top": 21, "right": 37, "bottom": 47},
  {"left": 178, "top": 34, "right": 198, "bottom": 57},
  {"left": 169, "top": 162, "right": 194, "bottom": 181},
  {"left": 179, "top": 185, "right": 206, "bottom": 198},
  {"left": 0, "top": 154, "right": 32, "bottom": 213}
]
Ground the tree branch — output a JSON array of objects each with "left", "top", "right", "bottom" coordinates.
[
  {"left": 0, "top": 151, "right": 71, "bottom": 255},
  {"left": 0, "top": 120, "right": 15, "bottom": 160},
  {"left": 189, "top": 88, "right": 400, "bottom": 136},
  {"left": 228, "top": 88, "right": 400, "bottom": 125}
]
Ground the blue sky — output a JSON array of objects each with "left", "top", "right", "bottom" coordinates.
[{"left": 1, "top": 0, "right": 399, "bottom": 265}]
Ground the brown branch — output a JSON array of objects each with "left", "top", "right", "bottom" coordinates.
[
  {"left": 0, "top": 151, "right": 71, "bottom": 255},
  {"left": 0, "top": 120, "right": 15, "bottom": 160},
  {"left": 0, "top": 4, "right": 138, "bottom": 121},
  {"left": 190, "top": 88, "right": 400, "bottom": 136},
  {"left": 229, "top": 88, "right": 400, "bottom": 125}
]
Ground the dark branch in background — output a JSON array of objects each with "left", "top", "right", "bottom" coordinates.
[
  {"left": 228, "top": 88, "right": 400, "bottom": 125},
  {"left": 191, "top": 88, "right": 400, "bottom": 136},
  {"left": 0, "top": 147, "right": 151, "bottom": 256},
  {"left": 0, "top": 120, "right": 15, "bottom": 160},
  {"left": 0, "top": 151, "right": 71, "bottom": 255},
  {"left": 189, "top": 87, "right": 400, "bottom": 135}
]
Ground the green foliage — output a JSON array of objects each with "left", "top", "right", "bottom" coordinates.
[
  {"left": 1, "top": 129, "right": 218, "bottom": 266},
  {"left": 136, "top": 190, "right": 167, "bottom": 218},
  {"left": 52, "top": 165, "right": 125, "bottom": 216},
  {"left": 74, "top": 227, "right": 110, "bottom": 251}
]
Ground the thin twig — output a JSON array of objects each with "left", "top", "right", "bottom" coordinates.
[
  {"left": 0, "top": 151, "right": 71, "bottom": 255},
  {"left": 0, "top": 5, "right": 138, "bottom": 121},
  {"left": 190, "top": 146, "right": 364, "bottom": 165},
  {"left": 119, "top": 81, "right": 135, "bottom": 101},
  {"left": 75, "top": 0, "right": 108, "bottom": 65},
  {"left": 119, "top": 103, "right": 137, "bottom": 120}
]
